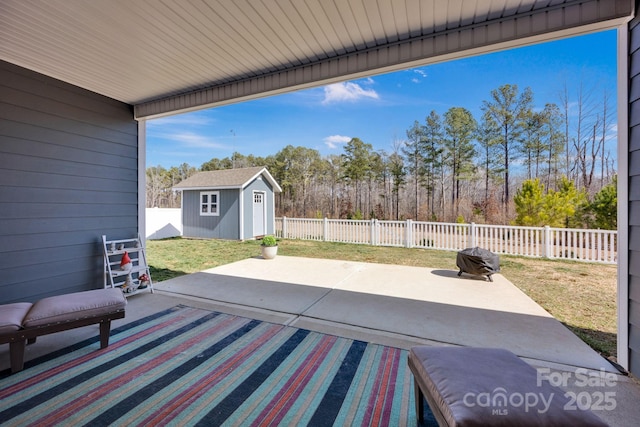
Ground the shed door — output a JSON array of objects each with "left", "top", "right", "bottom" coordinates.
[{"left": 253, "top": 192, "right": 266, "bottom": 236}]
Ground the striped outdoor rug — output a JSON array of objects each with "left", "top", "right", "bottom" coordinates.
[{"left": 0, "top": 305, "right": 435, "bottom": 426}]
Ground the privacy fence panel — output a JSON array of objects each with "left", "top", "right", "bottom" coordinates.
[{"left": 276, "top": 217, "right": 617, "bottom": 264}]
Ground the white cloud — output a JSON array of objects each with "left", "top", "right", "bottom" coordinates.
[
  {"left": 605, "top": 123, "right": 617, "bottom": 142},
  {"left": 324, "top": 134, "right": 351, "bottom": 149},
  {"left": 170, "top": 132, "right": 228, "bottom": 149},
  {"left": 408, "top": 69, "right": 428, "bottom": 84},
  {"left": 322, "top": 82, "right": 379, "bottom": 104},
  {"left": 147, "top": 112, "right": 214, "bottom": 128},
  {"left": 146, "top": 112, "right": 223, "bottom": 150}
]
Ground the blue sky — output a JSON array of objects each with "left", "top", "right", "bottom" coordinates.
[{"left": 146, "top": 29, "right": 617, "bottom": 169}]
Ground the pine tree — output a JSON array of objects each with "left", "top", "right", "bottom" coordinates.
[
  {"left": 476, "top": 117, "right": 500, "bottom": 220},
  {"left": 514, "top": 179, "right": 546, "bottom": 226},
  {"left": 443, "top": 107, "right": 477, "bottom": 219},
  {"left": 482, "top": 84, "right": 533, "bottom": 220},
  {"left": 422, "top": 111, "right": 444, "bottom": 220},
  {"left": 589, "top": 176, "right": 617, "bottom": 230},
  {"left": 403, "top": 121, "right": 425, "bottom": 219},
  {"left": 342, "top": 138, "right": 373, "bottom": 215}
]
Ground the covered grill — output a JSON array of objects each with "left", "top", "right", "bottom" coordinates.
[{"left": 456, "top": 247, "right": 500, "bottom": 282}]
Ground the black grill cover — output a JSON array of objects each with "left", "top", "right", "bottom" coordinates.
[{"left": 456, "top": 247, "right": 500, "bottom": 276}]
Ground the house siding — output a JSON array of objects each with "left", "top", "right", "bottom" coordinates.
[
  {"left": 243, "top": 177, "right": 275, "bottom": 238},
  {"left": 182, "top": 189, "right": 239, "bottom": 239},
  {"left": 0, "top": 61, "right": 138, "bottom": 304},
  {"left": 629, "top": 14, "right": 640, "bottom": 375}
]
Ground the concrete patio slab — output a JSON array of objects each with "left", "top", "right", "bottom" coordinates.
[
  {"left": 154, "top": 255, "right": 616, "bottom": 373},
  {"left": 208, "top": 256, "right": 366, "bottom": 288},
  {"left": 2, "top": 278, "right": 638, "bottom": 427},
  {"left": 154, "top": 270, "right": 332, "bottom": 314}
]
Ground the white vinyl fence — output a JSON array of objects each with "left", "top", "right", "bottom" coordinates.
[
  {"left": 145, "top": 208, "right": 182, "bottom": 240},
  {"left": 275, "top": 217, "right": 617, "bottom": 264}
]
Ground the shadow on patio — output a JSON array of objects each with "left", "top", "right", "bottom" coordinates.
[{"left": 154, "top": 256, "right": 614, "bottom": 372}]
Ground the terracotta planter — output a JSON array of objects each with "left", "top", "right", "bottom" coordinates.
[{"left": 261, "top": 245, "right": 278, "bottom": 259}]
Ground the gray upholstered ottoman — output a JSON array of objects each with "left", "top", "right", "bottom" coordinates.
[
  {"left": 408, "top": 346, "right": 608, "bottom": 426},
  {"left": 0, "top": 288, "right": 126, "bottom": 373}
]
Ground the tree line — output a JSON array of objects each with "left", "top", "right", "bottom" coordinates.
[{"left": 147, "top": 83, "right": 617, "bottom": 229}]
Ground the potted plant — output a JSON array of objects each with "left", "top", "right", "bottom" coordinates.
[{"left": 260, "top": 235, "right": 278, "bottom": 259}]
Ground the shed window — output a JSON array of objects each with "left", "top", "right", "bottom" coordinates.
[{"left": 200, "top": 191, "right": 219, "bottom": 216}]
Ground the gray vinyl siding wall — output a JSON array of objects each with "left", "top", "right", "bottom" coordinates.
[
  {"left": 0, "top": 60, "right": 138, "bottom": 304},
  {"left": 629, "top": 15, "right": 640, "bottom": 376},
  {"left": 243, "top": 178, "right": 274, "bottom": 237},
  {"left": 182, "top": 189, "right": 239, "bottom": 239}
]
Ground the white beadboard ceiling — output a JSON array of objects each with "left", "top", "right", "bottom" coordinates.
[{"left": 0, "top": 0, "right": 633, "bottom": 119}]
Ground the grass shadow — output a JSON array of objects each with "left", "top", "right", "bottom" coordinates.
[
  {"left": 149, "top": 266, "right": 188, "bottom": 282},
  {"left": 562, "top": 322, "right": 618, "bottom": 366}
]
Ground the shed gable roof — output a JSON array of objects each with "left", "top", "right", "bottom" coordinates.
[{"left": 173, "top": 167, "right": 282, "bottom": 192}]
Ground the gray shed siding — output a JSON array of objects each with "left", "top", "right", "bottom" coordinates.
[
  {"left": 629, "top": 15, "right": 640, "bottom": 376},
  {"left": 182, "top": 189, "right": 239, "bottom": 239},
  {"left": 243, "top": 177, "right": 275, "bottom": 238},
  {"left": 0, "top": 60, "right": 138, "bottom": 304}
]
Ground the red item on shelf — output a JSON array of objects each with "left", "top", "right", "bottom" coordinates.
[{"left": 120, "top": 251, "right": 131, "bottom": 267}]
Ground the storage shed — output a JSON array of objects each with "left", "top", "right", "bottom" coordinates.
[{"left": 173, "top": 167, "right": 281, "bottom": 240}]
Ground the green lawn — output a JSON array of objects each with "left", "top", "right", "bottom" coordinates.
[{"left": 147, "top": 237, "right": 618, "bottom": 361}]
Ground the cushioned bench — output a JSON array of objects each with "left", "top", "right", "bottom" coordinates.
[
  {"left": 0, "top": 288, "right": 126, "bottom": 373},
  {"left": 408, "top": 346, "right": 608, "bottom": 426}
]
